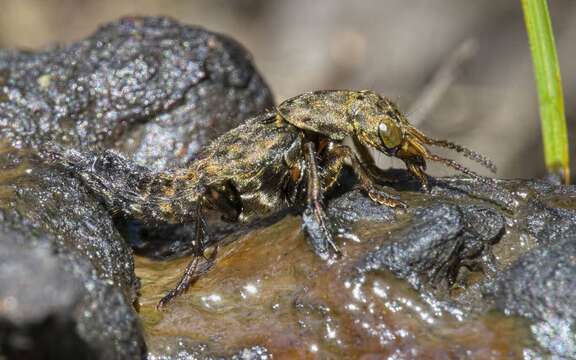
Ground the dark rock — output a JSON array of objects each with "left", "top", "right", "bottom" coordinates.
[
  {"left": 0, "top": 147, "right": 146, "bottom": 359},
  {"left": 357, "top": 202, "right": 504, "bottom": 292},
  {"left": 0, "top": 235, "right": 89, "bottom": 359},
  {"left": 0, "top": 16, "right": 273, "bottom": 170},
  {"left": 458, "top": 204, "right": 505, "bottom": 265},
  {"left": 0, "top": 229, "right": 145, "bottom": 360},
  {"left": 488, "top": 235, "right": 576, "bottom": 359},
  {"left": 431, "top": 176, "right": 519, "bottom": 210},
  {"left": 525, "top": 206, "right": 576, "bottom": 246},
  {"left": 0, "top": 239, "right": 80, "bottom": 327},
  {"left": 328, "top": 189, "right": 396, "bottom": 224},
  {"left": 0, "top": 147, "right": 139, "bottom": 300},
  {"left": 344, "top": 175, "right": 576, "bottom": 357}
]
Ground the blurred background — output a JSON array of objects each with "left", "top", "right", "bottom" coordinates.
[{"left": 1, "top": 0, "right": 575, "bottom": 179}]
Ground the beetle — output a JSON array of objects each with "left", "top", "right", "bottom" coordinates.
[{"left": 47, "top": 89, "right": 496, "bottom": 307}]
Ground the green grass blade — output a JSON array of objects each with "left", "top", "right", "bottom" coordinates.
[{"left": 521, "top": 0, "right": 570, "bottom": 183}]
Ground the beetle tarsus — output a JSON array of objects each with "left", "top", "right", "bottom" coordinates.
[
  {"left": 156, "top": 249, "right": 217, "bottom": 309},
  {"left": 157, "top": 203, "right": 216, "bottom": 309}
]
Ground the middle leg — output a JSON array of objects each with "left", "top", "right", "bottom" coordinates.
[{"left": 302, "top": 142, "right": 340, "bottom": 260}]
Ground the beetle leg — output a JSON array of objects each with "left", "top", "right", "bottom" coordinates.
[
  {"left": 157, "top": 200, "right": 217, "bottom": 308},
  {"left": 324, "top": 143, "right": 406, "bottom": 208},
  {"left": 352, "top": 138, "right": 401, "bottom": 185},
  {"left": 405, "top": 161, "right": 430, "bottom": 192},
  {"left": 207, "top": 181, "right": 243, "bottom": 222},
  {"left": 302, "top": 142, "right": 340, "bottom": 260}
]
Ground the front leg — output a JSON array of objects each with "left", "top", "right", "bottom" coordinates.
[
  {"left": 302, "top": 142, "right": 340, "bottom": 260},
  {"left": 352, "top": 138, "right": 403, "bottom": 186},
  {"left": 323, "top": 143, "right": 406, "bottom": 208}
]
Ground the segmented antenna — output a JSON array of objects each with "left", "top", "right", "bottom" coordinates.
[
  {"left": 424, "top": 153, "right": 496, "bottom": 187},
  {"left": 407, "top": 127, "right": 497, "bottom": 173},
  {"left": 426, "top": 139, "right": 497, "bottom": 173}
]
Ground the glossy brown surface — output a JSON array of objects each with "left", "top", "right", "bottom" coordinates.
[{"left": 138, "top": 215, "right": 536, "bottom": 359}]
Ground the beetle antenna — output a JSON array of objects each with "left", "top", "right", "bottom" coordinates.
[
  {"left": 426, "top": 139, "right": 496, "bottom": 173},
  {"left": 424, "top": 153, "right": 495, "bottom": 186},
  {"left": 407, "top": 127, "right": 496, "bottom": 173}
]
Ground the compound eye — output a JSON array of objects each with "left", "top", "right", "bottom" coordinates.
[{"left": 378, "top": 120, "right": 402, "bottom": 150}]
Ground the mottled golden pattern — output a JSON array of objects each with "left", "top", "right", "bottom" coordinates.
[{"left": 54, "top": 90, "right": 496, "bottom": 306}]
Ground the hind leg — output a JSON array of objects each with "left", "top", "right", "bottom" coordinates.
[{"left": 157, "top": 201, "right": 217, "bottom": 308}]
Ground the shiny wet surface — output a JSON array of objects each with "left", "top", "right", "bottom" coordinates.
[{"left": 138, "top": 215, "right": 537, "bottom": 359}]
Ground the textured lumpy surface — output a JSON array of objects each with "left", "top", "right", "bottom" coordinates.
[
  {"left": 0, "top": 146, "right": 146, "bottom": 360},
  {"left": 0, "top": 16, "right": 274, "bottom": 260},
  {"left": 137, "top": 178, "right": 576, "bottom": 359},
  {"left": 0, "top": 16, "right": 273, "bottom": 170}
]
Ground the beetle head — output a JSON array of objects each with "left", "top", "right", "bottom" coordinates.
[
  {"left": 350, "top": 91, "right": 407, "bottom": 156},
  {"left": 350, "top": 91, "right": 497, "bottom": 189}
]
